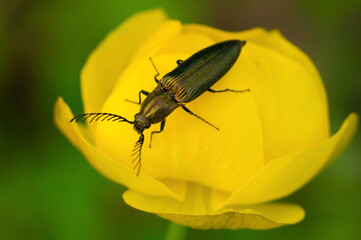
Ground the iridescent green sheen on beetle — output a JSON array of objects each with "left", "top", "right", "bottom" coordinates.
[{"left": 71, "top": 40, "right": 249, "bottom": 175}]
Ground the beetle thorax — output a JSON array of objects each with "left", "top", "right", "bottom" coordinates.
[{"left": 133, "top": 113, "right": 151, "bottom": 134}]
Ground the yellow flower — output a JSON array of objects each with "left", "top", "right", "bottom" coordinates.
[{"left": 54, "top": 9, "right": 358, "bottom": 229}]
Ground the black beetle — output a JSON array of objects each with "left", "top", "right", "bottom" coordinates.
[{"left": 71, "top": 39, "right": 249, "bottom": 175}]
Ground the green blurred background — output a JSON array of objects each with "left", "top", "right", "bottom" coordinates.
[{"left": 1, "top": 0, "right": 360, "bottom": 239}]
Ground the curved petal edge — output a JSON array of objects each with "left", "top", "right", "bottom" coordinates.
[
  {"left": 54, "top": 97, "right": 186, "bottom": 200},
  {"left": 81, "top": 9, "right": 170, "bottom": 113},
  {"left": 225, "top": 113, "right": 358, "bottom": 206},
  {"left": 123, "top": 189, "right": 305, "bottom": 230}
]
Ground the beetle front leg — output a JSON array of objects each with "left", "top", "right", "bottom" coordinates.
[
  {"left": 208, "top": 88, "right": 250, "bottom": 93},
  {"left": 149, "top": 57, "right": 160, "bottom": 83},
  {"left": 181, "top": 106, "right": 219, "bottom": 130},
  {"left": 125, "top": 90, "right": 149, "bottom": 105},
  {"left": 149, "top": 120, "right": 166, "bottom": 148}
]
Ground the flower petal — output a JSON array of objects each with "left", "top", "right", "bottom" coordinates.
[
  {"left": 123, "top": 183, "right": 305, "bottom": 230},
  {"left": 54, "top": 97, "right": 186, "bottom": 200},
  {"left": 184, "top": 25, "right": 324, "bottom": 84},
  {"left": 96, "top": 49, "right": 264, "bottom": 193},
  {"left": 183, "top": 25, "right": 330, "bottom": 162},
  {"left": 81, "top": 9, "right": 181, "bottom": 113},
  {"left": 225, "top": 113, "right": 358, "bottom": 206}
]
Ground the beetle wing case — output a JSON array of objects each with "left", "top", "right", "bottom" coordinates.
[{"left": 161, "top": 40, "right": 246, "bottom": 103}]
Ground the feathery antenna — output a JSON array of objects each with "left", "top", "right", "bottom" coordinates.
[
  {"left": 70, "top": 113, "right": 134, "bottom": 124},
  {"left": 131, "top": 133, "right": 145, "bottom": 176}
]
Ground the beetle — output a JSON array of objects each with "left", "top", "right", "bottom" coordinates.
[{"left": 71, "top": 39, "right": 249, "bottom": 175}]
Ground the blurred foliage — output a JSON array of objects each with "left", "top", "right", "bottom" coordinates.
[{"left": 0, "top": 0, "right": 360, "bottom": 239}]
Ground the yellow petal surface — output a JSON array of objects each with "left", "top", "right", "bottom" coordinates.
[
  {"left": 54, "top": 97, "right": 186, "bottom": 200},
  {"left": 95, "top": 31, "right": 265, "bottom": 193},
  {"left": 225, "top": 113, "right": 358, "bottom": 206},
  {"left": 123, "top": 183, "right": 305, "bottom": 230},
  {"left": 184, "top": 25, "right": 330, "bottom": 162},
  {"left": 81, "top": 9, "right": 180, "bottom": 114}
]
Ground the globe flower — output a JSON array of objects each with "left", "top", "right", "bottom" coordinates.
[{"left": 54, "top": 9, "right": 358, "bottom": 230}]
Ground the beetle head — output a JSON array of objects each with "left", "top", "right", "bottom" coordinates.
[{"left": 133, "top": 113, "right": 151, "bottom": 134}]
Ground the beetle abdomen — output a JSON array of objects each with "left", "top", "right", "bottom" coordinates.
[{"left": 161, "top": 40, "right": 246, "bottom": 103}]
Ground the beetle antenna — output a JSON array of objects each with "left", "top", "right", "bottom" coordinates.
[
  {"left": 131, "top": 133, "right": 144, "bottom": 176},
  {"left": 70, "top": 113, "right": 134, "bottom": 124},
  {"left": 181, "top": 106, "right": 219, "bottom": 130}
]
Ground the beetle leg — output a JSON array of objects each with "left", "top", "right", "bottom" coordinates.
[
  {"left": 149, "top": 57, "right": 160, "bottom": 83},
  {"left": 149, "top": 120, "right": 166, "bottom": 148},
  {"left": 125, "top": 90, "right": 149, "bottom": 105},
  {"left": 176, "top": 59, "right": 184, "bottom": 66},
  {"left": 208, "top": 88, "right": 250, "bottom": 93},
  {"left": 182, "top": 106, "right": 219, "bottom": 130}
]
